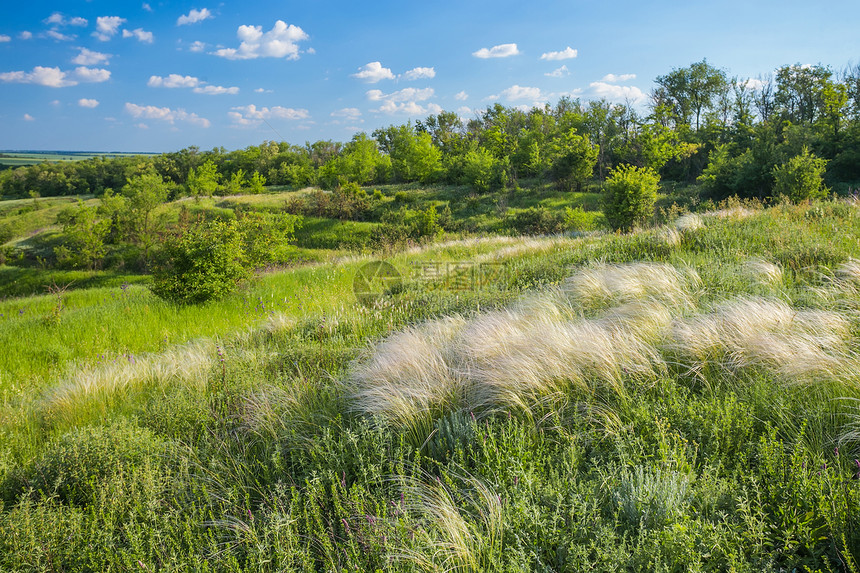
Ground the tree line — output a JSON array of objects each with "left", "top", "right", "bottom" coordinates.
[{"left": 2, "top": 59, "right": 859, "bottom": 203}]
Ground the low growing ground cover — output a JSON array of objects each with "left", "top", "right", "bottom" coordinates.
[{"left": 1, "top": 199, "right": 860, "bottom": 570}]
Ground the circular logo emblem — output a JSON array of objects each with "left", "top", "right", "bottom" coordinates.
[{"left": 353, "top": 260, "right": 402, "bottom": 307}]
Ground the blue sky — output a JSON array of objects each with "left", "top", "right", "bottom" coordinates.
[{"left": 1, "top": 0, "right": 857, "bottom": 152}]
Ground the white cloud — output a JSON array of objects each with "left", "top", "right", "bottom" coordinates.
[
  {"left": 455, "top": 91, "right": 468, "bottom": 101},
  {"left": 74, "top": 67, "right": 111, "bottom": 83},
  {"left": 367, "top": 87, "right": 434, "bottom": 102},
  {"left": 0, "top": 35, "right": 10, "bottom": 43},
  {"left": 73, "top": 48, "right": 111, "bottom": 66},
  {"left": 545, "top": 65, "right": 569, "bottom": 78},
  {"left": 189, "top": 40, "right": 206, "bottom": 52},
  {"left": 194, "top": 85, "right": 239, "bottom": 95},
  {"left": 177, "top": 8, "right": 213, "bottom": 26},
  {"left": 23, "top": 114, "right": 35, "bottom": 121},
  {"left": 70, "top": 17, "right": 88, "bottom": 27},
  {"left": 0, "top": 66, "right": 75, "bottom": 87},
  {"left": 499, "top": 85, "right": 544, "bottom": 101},
  {"left": 46, "top": 30, "right": 76, "bottom": 42},
  {"left": 136, "top": 123, "right": 149, "bottom": 129},
  {"left": 331, "top": 107, "right": 362, "bottom": 121},
  {"left": 601, "top": 73, "right": 636, "bottom": 83},
  {"left": 540, "top": 46, "right": 577, "bottom": 61},
  {"left": 228, "top": 104, "right": 309, "bottom": 126},
  {"left": 254, "top": 87, "right": 273, "bottom": 93},
  {"left": 93, "top": 16, "right": 126, "bottom": 41},
  {"left": 78, "top": 98, "right": 99, "bottom": 108},
  {"left": 473, "top": 43, "right": 519, "bottom": 59},
  {"left": 148, "top": 74, "right": 238, "bottom": 94},
  {"left": 148, "top": 74, "right": 200, "bottom": 88},
  {"left": 45, "top": 13, "right": 64, "bottom": 25},
  {"left": 404, "top": 66, "right": 435, "bottom": 80},
  {"left": 20, "top": 31, "right": 33, "bottom": 40},
  {"left": 740, "top": 78, "right": 765, "bottom": 90},
  {"left": 352, "top": 61, "right": 395, "bottom": 83},
  {"left": 143, "top": 3, "right": 153, "bottom": 12},
  {"left": 588, "top": 81, "right": 646, "bottom": 103},
  {"left": 123, "top": 28, "right": 154, "bottom": 43},
  {"left": 125, "top": 102, "right": 211, "bottom": 127},
  {"left": 457, "top": 106, "right": 473, "bottom": 116},
  {"left": 213, "top": 20, "right": 309, "bottom": 60},
  {"left": 366, "top": 87, "right": 440, "bottom": 115}
]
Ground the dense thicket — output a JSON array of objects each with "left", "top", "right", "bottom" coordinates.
[{"left": 3, "top": 60, "right": 859, "bottom": 201}]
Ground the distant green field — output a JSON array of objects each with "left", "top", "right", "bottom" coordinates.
[{"left": 0, "top": 151, "right": 157, "bottom": 167}]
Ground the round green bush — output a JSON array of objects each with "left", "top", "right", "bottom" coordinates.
[{"left": 602, "top": 164, "right": 660, "bottom": 233}]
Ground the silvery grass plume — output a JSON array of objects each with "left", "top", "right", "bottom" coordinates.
[
  {"left": 668, "top": 297, "right": 852, "bottom": 381},
  {"left": 562, "top": 262, "right": 699, "bottom": 312},
  {"left": 394, "top": 471, "right": 503, "bottom": 572},
  {"left": 348, "top": 316, "right": 467, "bottom": 427},
  {"left": 652, "top": 226, "right": 682, "bottom": 247},
  {"left": 674, "top": 213, "right": 704, "bottom": 233},
  {"left": 742, "top": 258, "right": 784, "bottom": 287},
  {"left": 241, "top": 380, "right": 342, "bottom": 445},
  {"left": 40, "top": 339, "right": 215, "bottom": 426}
]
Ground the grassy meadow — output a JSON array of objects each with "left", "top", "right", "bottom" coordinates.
[{"left": 2, "top": 185, "right": 860, "bottom": 570}]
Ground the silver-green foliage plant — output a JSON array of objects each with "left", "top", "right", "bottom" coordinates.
[
  {"left": 602, "top": 164, "right": 660, "bottom": 232},
  {"left": 772, "top": 146, "right": 829, "bottom": 202}
]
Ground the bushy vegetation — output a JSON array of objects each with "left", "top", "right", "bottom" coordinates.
[
  {"left": 603, "top": 164, "right": 660, "bottom": 232},
  {"left": 2, "top": 197, "right": 860, "bottom": 570}
]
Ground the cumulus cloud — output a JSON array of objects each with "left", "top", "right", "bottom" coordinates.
[
  {"left": 148, "top": 74, "right": 237, "bottom": 94},
  {"left": 143, "top": 3, "right": 152, "bottom": 12},
  {"left": 123, "top": 28, "right": 154, "bottom": 43},
  {"left": 228, "top": 104, "right": 309, "bottom": 126},
  {"left": 45, "top": 13, "right": 88, "bottom": 27},
  {"left": 254, "top": 87, "right": 273, "bottom": 93},
  {"left": 189, "top": 40, "right": 206, "bottom": 52},
  {"left": 473, "top": 43, "right": 519, "bottom": 59},
  {"left": 46, "top": 30, "right": 76, "bottom": 42},
  {"left": 740, "top": 78, "right": 765, "bottom": 90},
  {"left": 125, "top": 102, "right": 211, "bottom": 127},
  {"left": 455, "top": 91, "right": 468, "bottom": 101},
  {"left": 366, "top": 87, "right": 440, "bottom": 115},
  {"left": 491, "top": 85, "right": 544, "bottom": 102},
  {"left": 545, "top": 65, "right": 569, "bottom": 77},
  {"left": 404, "top": 66, "right": 435, "bottom": 80},
  {"left": 75, "top": 67, "right": 111, "bottom": 83},
  {"left": 352, "top": 61, "right": 395, "bottom": 83},
  {"left": 20, "top": 32, "right": 33, "bottom": 40},
  {"left": 540, "top": 46, "right": 578, "bottom": 61},
  {"left": 23, "top": 114, "right": 35, "bottom": 121},
  {"left": 194, "top": 85, "right": 239, "bottom": 95},
  {"left": 331, "top": 107, "right": 362, "bottom": 121},
  {"left": 213, "top": 20, "right": 309, "bottom": 60},
  {"left": 78, "top": 98, "right": 99, "bottom": 108},
  {"left": 73, "top": 48, "right": 111, "bottom": 66},
  {"left": 588, "top": 81, "right": 646, "bottom": 103},
  {"left": 0, "top": 35, "right": 10, "bottom": 43},
  {"left": 93, "top": 16, "right": 126, "bottom": 41},
  {"left": 457, "top": 106, "right": 472, "bottom": 116},
  {"left": 178, "top": 8, "right": 213, "bottom": 25},
  {"left": 601, "top": 73, "right": 636, "bottom": 82},
  {"left": 0, "top": 66, "right": 110, "bottom": 87}
]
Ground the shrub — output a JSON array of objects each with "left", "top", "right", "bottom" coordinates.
[
  {"left": 602, "top": 164, "right": 660, "bottom": 232},
  {"left": 150, "top": 212, "right": 300, "bottom": 304},
  {"left": 772, "top": 146, "right": 829, "bottom": 202},
  {"left": 2, "top": 421, "right": 166, "bottom": 505},
  {"left": 508, "top": 207, "right": 564, "bottom": 235}
]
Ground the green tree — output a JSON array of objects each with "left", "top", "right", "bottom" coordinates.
[
  {"left": 53, "top": 201, "right": 110, "bottom": 270},
  {"left": 548, "top": 130, "right": 598, "bottom": 191},
  {"left": 602, "top": 164, "right": 660, "bottom": 232},
  {"left": 187, "top": 159, "right": 221, "bottom": 198},
  {"left": 653, "top": 59, "right": 729, "bottom": 132},
  {"left": 462, "top": 148, "right": 502, "bottom": 193},
  {"left": 772, "top": 147, "right": 829, "bottom": 202},
  {"left": 121, "top": 171, "right": 171, "bottom": 268}
]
